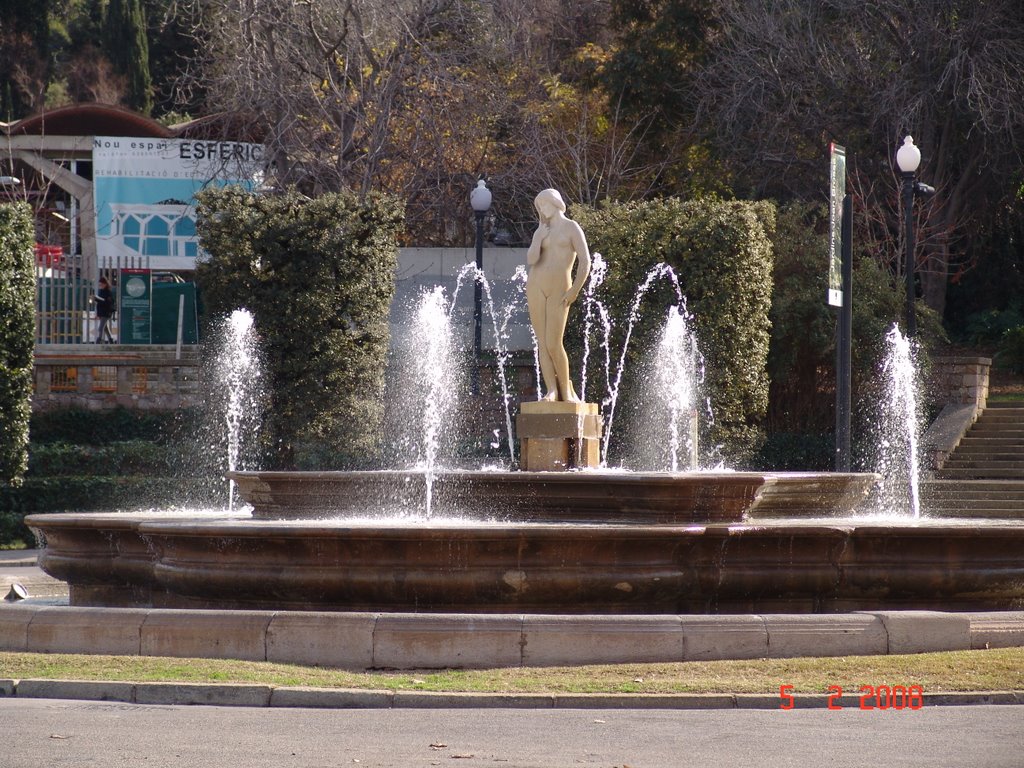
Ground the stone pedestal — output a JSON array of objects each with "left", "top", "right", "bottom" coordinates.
[{"left": 516, "top": 400, "right": 603, "bottom": 471}]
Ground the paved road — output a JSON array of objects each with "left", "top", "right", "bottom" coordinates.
[{"left": 3, "top": 699, "right": 1022, "bottom": 767}]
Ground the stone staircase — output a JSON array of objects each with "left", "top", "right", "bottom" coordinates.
[{"left": 920, "top": 402, "right": 1024, "bottom": 518}]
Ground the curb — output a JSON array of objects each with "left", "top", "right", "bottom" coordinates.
[
  {"left": 4, "top": 606, "right": 1024, "bottom": 668},
  {"left": 2, "top": 679, "right": 1022, "bottom": 710}
]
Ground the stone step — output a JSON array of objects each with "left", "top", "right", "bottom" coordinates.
[
  {"left": 921, "top": 507, "right": 1024, "bottom": 519},
  {"left": 984, "top": 401, "right": 1024, "bottom": 409},
  {"left": 962, "top": 428, "right": 1024, "bottom": 439},
  {"left": 921, "top": 479, "right": 1024, "bottom": 491},
  {"left": 925, "top": 483, "right": 1024, "bottom": 501},
  {"left": 921, "top": 495, "right": 1024, "bottom": 506},
  {"left": 946, "top": 459, "right": 1024, "bottom": 470},
  {"left": 970, "top": 421, "right": 1024, "bottom": 434},
  {"left": 973, "top": 417, "right": 1024, "bottom": 428},
  {"left": 955, "top": 437, "right": 1024, "bottom": 447},
  {"left": 943, "top": 459, "right": 1024, "bottom": 470},
  {"left": 934, "top": 468, "right": 1024, "bottom": 480},
  {"left": 948, "top": 450, "right": 1024, "bottom": 461}
]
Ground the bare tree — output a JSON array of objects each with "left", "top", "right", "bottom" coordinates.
[
  {"left": 185, "top": 0, "right": 646, "bottom": 244},
  {"left": 695, "top": 0, "right": 1024, "bottom": 317}
]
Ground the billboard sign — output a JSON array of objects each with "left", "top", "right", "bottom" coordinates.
[{"left": 93, "top": 137, "right": 263, "bottom": 270}]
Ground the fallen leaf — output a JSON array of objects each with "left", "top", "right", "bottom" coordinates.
[
  {"left": 633, "top": 678, "right": 644, "bottom": 683},
  {"left": 451, "top": 755, "right": 474, "bottom": 759},
  {"left": 430, "top": 743, "right": 448, "bottom": 749},
  {"left": 50, "top": 735, "right": 71, "bottom": 740},
  {"left": 593, "top": 719, "right": 606, "bottom": 724}
]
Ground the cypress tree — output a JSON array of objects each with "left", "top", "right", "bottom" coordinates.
[{"left": 104, "top": 0, "right": 153, "bottom": 115}]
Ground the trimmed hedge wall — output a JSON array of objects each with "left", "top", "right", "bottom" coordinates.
[
  {"left": 195, "top": 187, "right": 403, "bottom": 469},
  {"left": 0, "top": 202, "right": 36, "bottom": 486},
  {"left": 28, "top": 407, "right": 187, "bottom": 445},
  {"left": 1, "top": 408, "right": 226, "bottom": 547},
  {"left": 573, "top": 198, "right": 775, "bottom": 464}
]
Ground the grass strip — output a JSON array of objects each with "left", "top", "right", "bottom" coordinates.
[{"left": 2, "top": 648, "right": 1023, "bottom": 694}]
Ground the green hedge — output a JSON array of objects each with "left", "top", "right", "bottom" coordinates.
[
  {"left": 196, "top": 187, "right": 403, "bottom": 469},
  {"left": 27, "top": 441, "right": 174, "bottom": 477},
  {"left": 29, "top": 407, "right": 196, "bottom": 445},
  {"left": 0, "top": 202, "right": 36, "bottom": 486},
  {"left": 573, "top": 198, "right": 775, "bottom": 465},
  {"left": 0, "top": 475, "right": 224, "bottom": 515}
]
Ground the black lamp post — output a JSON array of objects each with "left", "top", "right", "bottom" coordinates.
[
  {"left": 469, "top": 179, "right": 491, "bottom": 392},
  {"left": 896, "top": 136, "right": 921, "bottom": 337}
]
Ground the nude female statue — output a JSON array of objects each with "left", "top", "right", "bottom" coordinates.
[{"left": 526, "top": 189, "right": 593, "bottom": 402}]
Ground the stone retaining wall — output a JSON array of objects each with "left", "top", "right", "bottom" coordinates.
[
  {"left": 930, "top": 356, "right": 991, "bottom": 409},
  {"left": 32, "top": 344, "right": 202, "bottom": 412}
]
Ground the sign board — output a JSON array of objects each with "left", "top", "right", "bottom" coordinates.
[
  {"left": 119, "top": 268, "right": 153, "bottom": 344},
  {"left": 93, "top": 137, "right": 263, "bottom": 271},
  {"left": 828, "top": 143, "right": 846, "bottom": 307}
]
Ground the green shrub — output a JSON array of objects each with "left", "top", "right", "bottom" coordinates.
[
  {"left": 0, "top": 476, "right": 224, "bottom": 516},
  {"left": 196, "top": 187, "right": 403, "bottom": 469},
  {"left": 573, "top": 198, "right": 775, "bottom": 464},
  {"left": 0, "top": 202, "right": 36, "bottom": 486},
  {"left": 29, "top": 407, "right": 191, "bottom": 445},
  {"left": 752, "top": 432, "right": 833, "bottom": 471},
  {"left": 27, "top": 441, "right": 174, "bottom": 477},
  {"left": 767, "top": 203, "right": 914, "bottom": 434},
  {"left": 960, "top": 305, "right": 1024, "bottom": 346},
  {"left": 997, "top": 326, "right": 1024, "bottom": 374}
]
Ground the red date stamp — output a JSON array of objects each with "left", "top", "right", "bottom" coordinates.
[{"left": 779, "top": 684, "right": 924, "bottom": 710}]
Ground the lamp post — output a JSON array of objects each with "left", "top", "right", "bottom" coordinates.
[
  {"left": 470, "top": 179, "right": 491, "bottom": 393},
  {"left": 896, "top": 136, "right": 921, "bottom": 337}
]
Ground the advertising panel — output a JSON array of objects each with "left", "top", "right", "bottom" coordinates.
[{"left": 93, "top": 137, "right": 263, "bottom": 270}]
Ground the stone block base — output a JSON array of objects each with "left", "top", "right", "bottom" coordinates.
[{"left": 517, "top": 400, "right": 602, "bottom": 471}]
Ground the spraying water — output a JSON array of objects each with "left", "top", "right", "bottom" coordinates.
[
  {"left": 213, "top": 309, "right": 263, "bottom": 511},
  {"left": 630, "top": 306, "right": 703, "bottom": 471},
  {"left": 451, "top": 263, "right": 518, "bottom": 464},
  {"left": 580, "top": 254, "right": 611, "bottom": 404},
  {"left": 405, "top": 286, "right": 461, "bottom": 516},
  {"left": 600, "top": 263, "right": 685, "bottom": 463},
  {"left": 872, "top": 324, "right": 923, "bottom": 518}
]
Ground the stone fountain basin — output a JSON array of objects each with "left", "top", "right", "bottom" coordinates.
[
  {"left": 27, "top": 512, "right": 1024, "bottom": 613},
  {"left": 226, "top": 470, "right": 879, "bottom": 523}
]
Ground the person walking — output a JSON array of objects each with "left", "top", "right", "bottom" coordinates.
[{"left": 94, "top": 276, "right": 115, "bottom": 344}]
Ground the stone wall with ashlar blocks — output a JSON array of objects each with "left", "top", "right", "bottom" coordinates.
[
  {"left": 31, "top": 344, "right": 202, "bottom": 412},
  {"left": 930, "top": 356, "right": 991, "bottom": 408}
]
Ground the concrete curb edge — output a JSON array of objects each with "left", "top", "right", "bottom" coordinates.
[{"left": 2, "top": 679, "right": 1023, "bottom": 710}]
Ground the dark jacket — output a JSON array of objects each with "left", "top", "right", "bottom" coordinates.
[{"left": 96, "top": 286, "right": 114, "bottom": 318}]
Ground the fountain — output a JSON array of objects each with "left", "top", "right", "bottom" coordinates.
[
  {"left": 24, "top": 196, "right": 1024, "bottom": 616},
  {"left": 869, "top": 324, "right": 923, "bottom": 518},
  {"left": 212, "top": 308, "right": 264, "bottom": 512}
]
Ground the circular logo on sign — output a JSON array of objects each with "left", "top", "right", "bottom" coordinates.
[{"left": 125, "top": 277, "right": 146, "bottom": 298}]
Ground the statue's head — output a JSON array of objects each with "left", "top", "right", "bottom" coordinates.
[{"left": 535, "top": 189, "right": 566, "bottom": 219}]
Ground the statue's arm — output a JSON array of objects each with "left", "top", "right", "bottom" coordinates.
[
  {"left": 564, "top": 223, "right": 591, "bottom": 305},
  {"left": 527, "top": 225, "right": 546, "bottom": 266}
]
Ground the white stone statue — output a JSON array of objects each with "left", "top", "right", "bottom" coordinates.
[{"left": 526, "top": 189, "right": 593, "bottom": 402}]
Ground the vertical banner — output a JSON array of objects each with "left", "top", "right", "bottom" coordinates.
[
  {"left": 119, "top": 268, "right": 153, "bottom": 344},
  {"left": 828, "top": 143, "right": 847, "bottom": 307}
]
